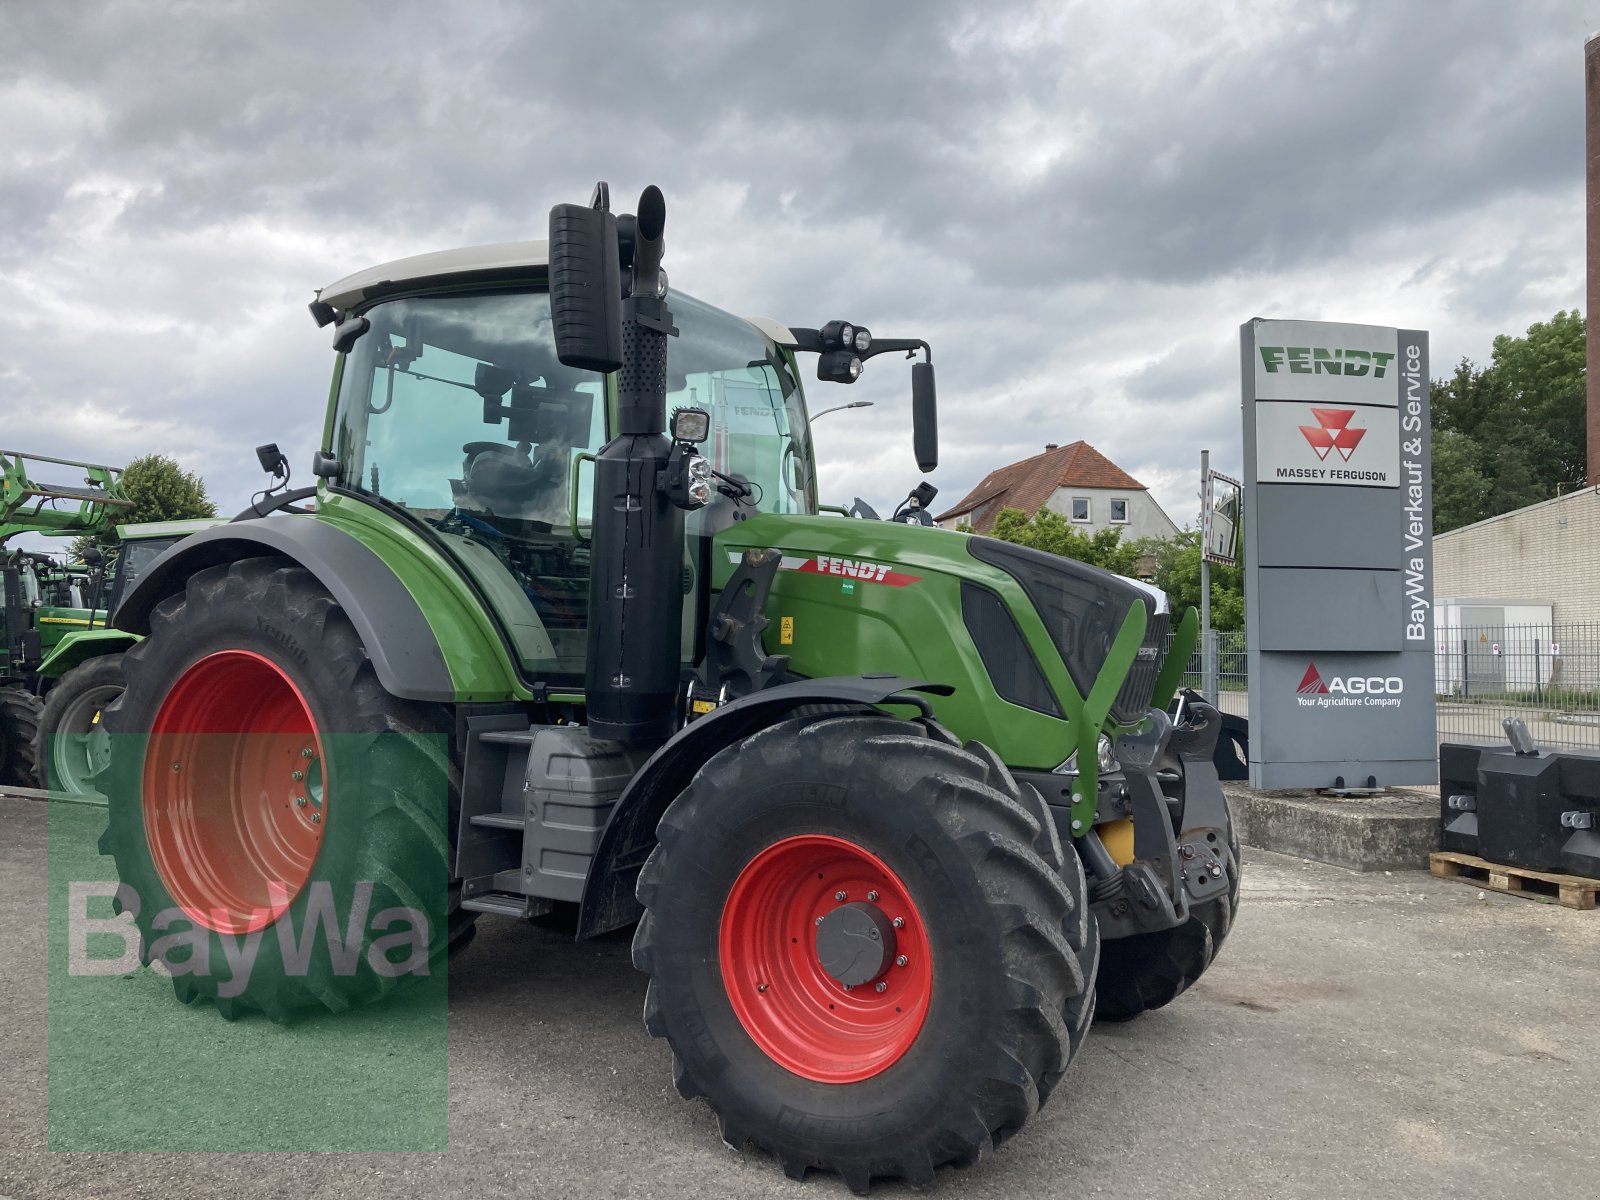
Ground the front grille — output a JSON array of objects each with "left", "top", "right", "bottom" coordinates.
[
  {"left": 1111, "top": 611, "right": 1169, "bottom": 725},
  {"left": 967, "top": 536, "right": 1169, "bottom": 724}
]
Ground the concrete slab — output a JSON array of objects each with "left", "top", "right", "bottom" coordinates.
[{"left": 1226, "top": 782, "right": 1439, "bottom": 872}]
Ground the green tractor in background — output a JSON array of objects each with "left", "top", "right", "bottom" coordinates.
[
  {"left": 0, "top": 450, "right": 130, "bottom": 786},
  {"left": 32, "top": 518, "right": 223, "bottom": 799},
  {"left": 97, "top": 184, "right": 1239, "bottom": 1190}
]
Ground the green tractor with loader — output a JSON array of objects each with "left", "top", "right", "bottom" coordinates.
[
  {"left": 97, "top": 184, "right": 1240, "bottom": 1190},
  {"left": 32, "top": 518, "right": 223, "bottom": 798},
  {"left": 0, "top": 450, "right": 130, "bottom": 786}
]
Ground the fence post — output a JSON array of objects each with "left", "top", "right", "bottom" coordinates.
[
  {"left": 1534, "top": 639, "right": 1542, "bottom": 704},
  {"left": 1461, "top": 637, "right": 1469, "bottom": 700}
]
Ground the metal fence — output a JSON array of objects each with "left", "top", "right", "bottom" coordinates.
[{"left": 1164, "top": 623, "right": 1600, "bottom": 751}]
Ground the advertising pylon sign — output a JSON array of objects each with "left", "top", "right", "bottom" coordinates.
[{"left": 1241, "top": 319, "right": 1437, "bottom": 789}]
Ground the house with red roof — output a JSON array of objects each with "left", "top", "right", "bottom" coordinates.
[{"left": 935, "top": 441, "right": 1179, "bottom": 540}]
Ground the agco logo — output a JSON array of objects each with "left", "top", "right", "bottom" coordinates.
[
  {"left": 1298, "top": 408, "right": 1366, "bottom": 462},
  {"left": 1259, "top": 346, "right": 1396, "bottom": 378},
  {"left": 1297, "top": 663, "right": 1404, "bottom": 708}
]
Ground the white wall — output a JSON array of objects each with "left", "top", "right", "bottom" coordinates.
[{"left": 1041, "top": 487, "right": 1177, "bottom": 541}]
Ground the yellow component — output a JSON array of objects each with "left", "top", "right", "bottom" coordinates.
[
  {"left": 1097, "top": 818, "right": 1136, "bottom": 866},
  {"left": 37, "top": 616, "right": 92, "bottom": 626},
  {"left": 779, "top": 615, "right": 794, "bottom": 646},
  {"left": 691, "top": 699, "right": 718, "bottom": 715}
]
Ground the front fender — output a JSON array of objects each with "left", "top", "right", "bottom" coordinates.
[
  {"left": 575, "top": 675, "right": 953, "bottom": 939},
  {"left": 36, "top": 628, "right": 140, "bottom": 680},
  {"left": 114, "top": 517, "right": 454, "bottom": 702}
]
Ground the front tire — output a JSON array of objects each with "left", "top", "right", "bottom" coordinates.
[
  {"left": 34, "top": 654, "right": 124, "bottom": 798},
  {"left": 100, "top": 556, "right": 464, "bottom": 1020},
  {"left": 1094, "top": 803, "right": 1240, "bottom": 1022},
  {"left": 633, "top": 712, "right": 1097, "bottom": 1192},
  {"left": 0, "top": 686, "right": 43, "bottom": 788}
]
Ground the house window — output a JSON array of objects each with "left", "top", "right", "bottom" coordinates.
[
  {"left": 1110, "top": 498, "right": 1129, "bottom": 524},
  {"left": 1070, "top": 497, "right": 1090, "bottom": 522}
]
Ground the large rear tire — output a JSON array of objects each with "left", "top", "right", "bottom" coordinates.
[
  {"left": 33, "top": 654, "right": 124, "bottom": 798},
  {"left": 633, "top": 711, "right": 1097, "bottom": 1192},
  {"left": 0, "top": 686, "right": 43, "bottom": 789},
  {"left": 99, "top": 556, "right": 467, "bottom": 1020},
  {"left": 1093, "top": 800, "right": 1240, "bottom": 1023}
]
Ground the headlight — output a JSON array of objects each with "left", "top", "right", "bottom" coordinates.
[
  {"left": 686, "top": 455, "right": 713, "bottom": 507},
  {"left": 847, "top": 355, "right": 862, "bottom": 380},
  {"left": 1052, "top": 733, "right": 1120, "bottom": 777},
  {"left": 852, "top": 327, "right": 871, "bottom": 352}
]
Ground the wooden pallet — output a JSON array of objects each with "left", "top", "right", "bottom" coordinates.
[{"left": 1429, "top": 851, "right": 1599, "bottom": 910}]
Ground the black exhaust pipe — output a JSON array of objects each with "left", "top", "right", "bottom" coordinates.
[{"left": 550, "top": 183, "right": 682, "bottom": 744}]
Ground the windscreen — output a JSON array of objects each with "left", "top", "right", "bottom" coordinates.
[{"left": 330, "top": 285, "right": 810, "bottom": 689}]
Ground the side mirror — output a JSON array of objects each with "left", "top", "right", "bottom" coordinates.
[
  {"left": 912, "top": 361, "right": 938, "bottom": 473},
  {"left": 331, "top": 316, "right": 370, "bottom": 354},
  {"left": 82, "top": 545, "right": 105, "bottom": 567},
  {"left": 548, "top": 183, "right": 623, "bottom": 373}
]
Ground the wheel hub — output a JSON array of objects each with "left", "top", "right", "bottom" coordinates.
[
  {"left": 814, "top": 900, "right": 896, "bottom": 987},
  {"left": 719, "top": 833, "right": 933, "bottom": 1083}
]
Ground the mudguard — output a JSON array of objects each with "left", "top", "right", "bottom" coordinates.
[
  {"left": 36, "top": 627, "right": 139, "bottom": 679},
  {"left": 575, "top": 675, "right": 953, "bottom": 940},
  {"left": 112, "top": 518, "right": 454, "bottom": 702}
]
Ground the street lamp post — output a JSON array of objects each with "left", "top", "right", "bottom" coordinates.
[{"left": 810, "top": 400, "right": 875, "bottom": 422}]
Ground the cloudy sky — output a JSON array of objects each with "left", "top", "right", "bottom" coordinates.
[{"left": 1, "top": 0, "right": 1593, "bottom": 537}]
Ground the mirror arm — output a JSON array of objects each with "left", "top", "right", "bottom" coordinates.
[{"left": 859, "top": 338, "right": 929, "bottom": 363}]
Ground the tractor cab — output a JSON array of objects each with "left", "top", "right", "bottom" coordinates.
[{"left": 320, "top": 250, "right": 818, "bottom": 689}]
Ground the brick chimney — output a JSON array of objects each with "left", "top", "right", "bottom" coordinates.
[{"left": 1587, "top": 34, "right": 1600, "bottom": 483}]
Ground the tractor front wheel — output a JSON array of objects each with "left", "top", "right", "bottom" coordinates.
[
  {"left": 34, "top": 654, "right": 124, "bottom": 798},
  {"left": 1093, "top": 804, "right": 1240, "bottom": 1022},
  {"left": 633, "top": 711, "right": 1096, "bottom": 1193}
]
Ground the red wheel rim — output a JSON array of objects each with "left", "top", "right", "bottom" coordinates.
[
  {"left": 142, "top": 650, "right": 326, "bottom": 934},
  {"left": 719, "top": 834, "right": 933, "bottom": 1083}
]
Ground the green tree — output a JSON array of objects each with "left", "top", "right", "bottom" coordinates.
[
  {"left": 988, "top": 506, "right": 1140, "bottom": 574},
  {"left": 1429, "top": 310, "right": 1587, "bottom": 531},
  {"left": 69, "top": 454, "right": 217, "bottom": 558},
  {"left": 1143, "top": 530, "right": 1245, "bottom": 631},
  {"left": 1430, "top": 427, "right": 1491, "bottom": 534}
]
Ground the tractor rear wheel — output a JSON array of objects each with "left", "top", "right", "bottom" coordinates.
[
  {"left": 0, "top": 686, "right": 43, "bottom": 789},
  {"left": 633, "top": 711, "right": 1097, "bottom": 1193},
  {"left": 34, "top": 654, "right": 124, "bottom": 798},
  {"left": 99, "top": 556, "right": 466, "bottom": 1019},
  {"left": 1093, "top": 801, "right": 1240, "bottom": 1022}
]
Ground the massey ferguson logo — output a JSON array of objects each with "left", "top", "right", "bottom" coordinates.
[
  {"left": 1297, "top": 663, "right": 1403, "bottom": 708},
  {"left": 1298, "top": 409, "right": 1366, "bottom": 462}
]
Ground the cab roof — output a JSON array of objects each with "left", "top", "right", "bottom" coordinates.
[{"left": 317, "top": 241, "right": 796, "bottom": 347}]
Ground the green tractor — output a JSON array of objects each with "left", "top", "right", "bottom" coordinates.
[
  {"left": 0, "top": 450, "right": 130, "bottom": 786},
  {"left": 32, "top": 519, "right": 223, "bottom": 798},
  {"left": 98, "top": 184, "right": 1239, "bottom": 1189}
]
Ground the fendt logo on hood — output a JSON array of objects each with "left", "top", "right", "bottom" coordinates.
[
  {"left": 1297, "top": 663, "right": 1404, "bottom": 708},
  {"left": 1298, "top": 408, "right": 1367, "bottom": 462}
]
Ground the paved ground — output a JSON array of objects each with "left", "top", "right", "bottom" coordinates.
[{"left": 3, "top": 791, "right": 1597, "bottom": 1199}]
